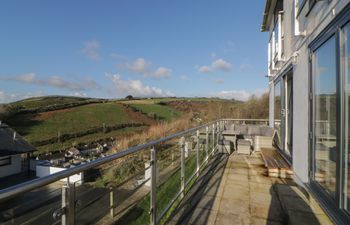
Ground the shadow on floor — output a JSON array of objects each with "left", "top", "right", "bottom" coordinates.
[
  {"left": 166, "top": 153, "right": 329, "bottom": 225},
  {"left": 166, "top": 153, "right": 229, "bottom": 225}
]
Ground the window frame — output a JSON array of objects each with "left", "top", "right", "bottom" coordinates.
[
  {"left": 0, "top": 156, "right": 12, "bottom": 167},
  {"left": 308, "top": 2, "right": 350, "bottom": 223}
]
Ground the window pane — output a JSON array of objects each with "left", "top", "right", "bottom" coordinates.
[
  {"left": 313, "top": 36, "right": 337, "bottom": 197},
  {"left": 274, "top": 81, "right": 282, "bottom": 149},
  {"left": 343, "top": 23, "right": 350, "bottom": 210}
]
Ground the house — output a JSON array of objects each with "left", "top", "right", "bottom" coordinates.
[
  {"left": 261, "top": 0, "right": 350, "bottom": 223},
  {"left": 0, "top": 123, "right": 37, "bottom": 178}
]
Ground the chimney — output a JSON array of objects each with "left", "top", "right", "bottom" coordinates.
[{"left": 13, "top": 131, "right": 16, "bottom": 141}]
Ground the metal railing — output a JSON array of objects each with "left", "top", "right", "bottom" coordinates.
[{"left": 0, "top": 118, "right": 268, "bottom": 225}]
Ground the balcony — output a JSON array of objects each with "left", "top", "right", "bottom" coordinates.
[{"left": 0, "top": 119, "right": 333, "bottom": 225}]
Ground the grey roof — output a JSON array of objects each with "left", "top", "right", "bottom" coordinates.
[{"left": 0, "top": 124, "right": 37, "bottom": 157}]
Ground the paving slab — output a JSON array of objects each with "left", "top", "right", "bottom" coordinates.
[
  {"left": 166, "top": 153, "right": 333, "bottom": 225},
  {"left": 214, "top": 212, "right": 250, "bottom": 225}
]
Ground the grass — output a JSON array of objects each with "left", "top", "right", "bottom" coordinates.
[
  {"left": 6, "top": 102, "right": 137, "bottom": 144},
  {"left": 129, "top": 104, "right": 181, "bottom": 121},
  {"left": 9, "top": 96, "right": 92, "bottom": 110},
  {"left": 36, "top": 126, "right": 147, "bottom": 154}
]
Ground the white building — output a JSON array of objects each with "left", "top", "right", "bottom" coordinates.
[
  {"left": 0, "top": 124, "right": 37, "bottom": 178},
  {"left": 261, "top": 0, "right": 350, "bottom": 223}
]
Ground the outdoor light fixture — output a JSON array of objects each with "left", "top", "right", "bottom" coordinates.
[{"left": 292, "top": 51, "right": 299, "bottom": 65}]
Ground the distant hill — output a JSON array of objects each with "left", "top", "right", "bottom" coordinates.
[{"left": 0, "top": 95, "right": 267, "bottom": 155}]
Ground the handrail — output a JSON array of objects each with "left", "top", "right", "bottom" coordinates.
[
  {"left": 0, "top": 118, "right": 270, "bottom": 225},
  {"left": 0, "top": 119, "right": 220, "bottom": 202}
]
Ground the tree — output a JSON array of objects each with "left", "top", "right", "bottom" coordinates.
[{"left": 125, "top": 95, "right": 133, "bottom": 100}]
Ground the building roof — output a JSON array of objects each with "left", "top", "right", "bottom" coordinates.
[{"left": 0, "top": 123, "right": 37, "bottom": 157}]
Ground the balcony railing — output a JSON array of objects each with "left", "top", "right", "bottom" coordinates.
[{"left": 0, "top": 118, "right": 269, "bottom": 225}]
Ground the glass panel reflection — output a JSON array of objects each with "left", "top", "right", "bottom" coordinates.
[
  {"left": 313, "top": 36, "right": 337, "bottom": 197},
  {"left": 274, "top": 81, "right": 282, "bottom": 149}
]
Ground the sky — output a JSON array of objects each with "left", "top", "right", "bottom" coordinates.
[{"left": 0, "top": 0, "right": 268, "bottom": 103}]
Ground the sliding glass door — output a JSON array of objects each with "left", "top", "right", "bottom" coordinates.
[
  {"left": 311, "top": 35, "right": 337, "bottom": 197},
  {"left": 274, "top": 71, "right": 293, "bottom": 161},
  {"left": 274, "top": 81, "right": 282, "bottom": 150}
]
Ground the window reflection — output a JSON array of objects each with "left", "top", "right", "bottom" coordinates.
[
  {"left": 274, "top": 81, "right": 281, "bottom": 149},
  {"left": 313, "top": 36, "right": 337, "bottom": 196}
]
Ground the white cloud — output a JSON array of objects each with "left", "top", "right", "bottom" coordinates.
[
  {"left": 212, "top": 59, "right": 232, "bottom": 72},
  {"left": 211, "top": 89, "right": 267, "bottom": 101},
  {"left": 106, "top": 73, "right": 174, "bottom": 97},
  {"left": 123, "top": 58, "right": 172, "bottom": 79},
  {"left": 153, "top": 67, "right": 172, "bottom": 79},
  {"left": 82, "top": 40, "right": 101, "bottom": 61},
  {"left": 71, "top": 92, "right": 88, "bottom": 97},
  {"left": 198, "top": 58, "right": 232, "bottom": 73},
  {"left": 0, "top": 90, "right": 44, "bottom": 103},
  {"left": 199, "top": 66, "right": 212, "bottom": 73},
  {"left": 125, "top": 58, "right": 151, "bottom": 75},
  {"left": 0, "top": 73, "right": 99, "bottom": 91}
]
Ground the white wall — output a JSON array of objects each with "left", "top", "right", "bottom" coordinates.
[
  {"left": 0, "top": 155, "right": 22, "bottom": 178},
  {"left": 266, "top": 0, "right": 350, "bottom": 183},
  {"left": 36, "top": 165, "right": 83, "bottom": 184}
]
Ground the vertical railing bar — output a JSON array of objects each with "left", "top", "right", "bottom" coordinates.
[
  {"left": 180, "top": 137, "right": 185, "bottom": 198},
  {"left": 212, "top": 124, "right": 215, "bottom": 153},
  {"left": 150, "top": 147, "right": 156, "bottom": 225},
  {"left": 63, "top": 182, "right": 75, "bottom": 225},
  {"left": 216, "top": 122, "right": 220, "bottom": 149},
  {"left": 196, "top": 130, "right": 200, "bottom": 176},
  {"left": 61, "top": 185, "right": 67, "bottom": 225},
  {"left": 109, "top": 187, "right": 114, "bottom": 218},
  {"left": 205, "top": 126, "right": 209, "bottom": 161}
]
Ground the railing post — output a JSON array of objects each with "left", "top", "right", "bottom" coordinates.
[
  {"left": 109, "top": 187, "right": 114, "bottom": 218},
  {"left": 180, "top": 137, "right": 185, "bottom": 198},
  {"left": 216, "top": 122, "right": 220, "bottom": 148},
  {"left": 212, "top": 124, "right": 215, "bottom": 153},
  {"left": 62, "top": 182, "right": 75, "bottom": 225},
  {"left": 196, "top": 130, "right": 200, "bottom": 176},
  {"left": 205, "top": 126, "right": 209, "bottom": 160},
  {"left": 150, "top": 147, "right": 157, "bottom": 225}
]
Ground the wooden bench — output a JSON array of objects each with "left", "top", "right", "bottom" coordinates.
[{"left": 260, "top": 148, "right": 293, "bottom": 179}]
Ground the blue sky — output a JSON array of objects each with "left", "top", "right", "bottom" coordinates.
[{"left": 0, "top": 0, "right": 268, "bottom": 103}]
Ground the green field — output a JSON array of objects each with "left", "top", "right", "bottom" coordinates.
[
  {"left": 6, "top": 102, "right": 137, "bottom": 144},
  {"left": 129, "top": 104, "right": 181, "bottom": 121},
  {"left": 8, "top": 96, "right": 94, "bottom": 110},
  {"left": 36, "top": 126, "right": 147, "bottom": 154}
]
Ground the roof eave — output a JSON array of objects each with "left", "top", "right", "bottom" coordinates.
[{"left": 261, "top": 0, "right": 273, "bottom": 32}]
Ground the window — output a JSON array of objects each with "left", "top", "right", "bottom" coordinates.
[
  {"left": 274, "top": 81, "right": 282, "bottom": 149},
  {"left": 312, "top": 35, "right": 337, "bottom": 197},
  {"left": 0, "top": 156, "right": 11, "bottom": 167}
]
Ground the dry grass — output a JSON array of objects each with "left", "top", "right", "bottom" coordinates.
[{"left": 114, "top": 113, "right": 193, "bottom": 152}]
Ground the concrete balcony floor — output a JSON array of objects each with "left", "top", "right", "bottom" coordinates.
[{"left": 167, "top": 153, "right": 333, "bottom": 225}]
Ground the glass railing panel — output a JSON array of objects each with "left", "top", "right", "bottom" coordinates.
[
  {"left": 74, "top": 148, "right": 150, "bottom": 225},
  {"left": 0, "top": 182, "right": 62, "bottom": 225},
  {"left": 155, "top": 137, "right": 182, "bottom": 223}
]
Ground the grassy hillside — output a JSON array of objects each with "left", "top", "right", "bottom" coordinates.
[
  {"left": 1, "top": 94, "right": 269, "bottom": 155},
  {"left": 9, "top": 96, "right": 92, "bottom": 110},
  {"left": 6, "top": 102, "right": 135, "bottom": 142},
  {"left": 128, "top": 104, "right": 181, "bottom": 121}
]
